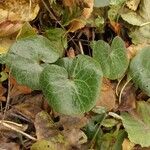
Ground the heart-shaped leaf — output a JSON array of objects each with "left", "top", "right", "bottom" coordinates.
[
  {"left": 40, "top": 55, "right": 103, "bottom": 115},
  {"left": 121, "top": 101, "right": 150, "bottom": 147},
  {"left": 91, "top": 36, "right": 129, "bottom": 80},
  {"left": 129, "top": 46, "right": 150, "bottom": 96},
  {"left": 6, "top": 35, "right": 59, "bottom": 89}
]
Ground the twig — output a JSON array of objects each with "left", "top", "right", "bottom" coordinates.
[
  {"left": 115, "top": 75, "right": 126, "bottom": 96},
  {"left": 79, "top": 41, "right": 84, "bottom": 54},
  {"left": 0, "top": 120, "right": 37, "bottom": 141},
  {"left": 119, "top": 78, "right": 132, "bottom": 104},
  {"left": 108, "top": 112, "right": 123, "bottom": 120}
]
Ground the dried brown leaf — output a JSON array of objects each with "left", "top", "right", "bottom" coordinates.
[
  {"left": 118, "top": 83, "right": 136, "bottom": 112},
  {"left": 10, "top": 76, "right": 32, "bottom": 99},
  {"left": 68, "top": 0, "right": 94, "bottom": 32},
  {"left": 34, "top": 111, "right": 59, "bottom": 140},
  {"left": 0, "top": 142, "right": 20, "bottom": 150},
  {"left": 57, "top": 114, "right": 88, "bottom": 130},
  {"left": 13, "top": 103, "right": 42, "bottom": 122},
  {"left": 63, "top": 129, "right": 87, "bottom": 148},
  {"left": 96, "top": 78, "right": 116, "bottom": 111}
]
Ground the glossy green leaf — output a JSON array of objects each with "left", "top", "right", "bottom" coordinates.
[
  {"left": 6, "top": 35, "right": 59, "bottom": 89},
  {"left": 92, "top": 36, "right": 129, "bottom": 80},
  {"left": 129, "top": 47, "right": 150, "bottom": 96},
  {"left": 45, "top": 28, "right": 67, "bottom": 56},
  {"left": 40, "top": 55, "right": 103, "bottom": 115},
  {"left": 121, "top": 101, "right": 150, "bottom": 147}
]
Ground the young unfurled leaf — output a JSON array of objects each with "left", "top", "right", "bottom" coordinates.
[
  {"left": 40, "top": 55, "right": 103, "bottom": 115},
  {"left": 91, "top": 36, "right": 129, "bottom": 80},
  {"left": 121, "top": 101, "right": 150, "bottom": 147},
  {"left": 6, "top": 35, "right": 59, "bottom": 90},
  {"left": 129, "top": 46, "right": 150, "bottom": 96}
]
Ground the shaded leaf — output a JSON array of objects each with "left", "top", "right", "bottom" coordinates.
[
  {"left": 6, "top": 35, "right": 59, "bottom": 89},
  {"left": 92, "top": 36, "right": 129, "bottom": 80},
  {"left": 83, "top": 114, "right": 105, "bottom": 140},
  {"left": 97, "top": 130, "right": 126, "bottom": 150},
  {"left": 40, "top": 55, "right": 103, "bottom": 115},
  {"left": 129, "top": 46, "right": 150, "bottom": 96},
  {"left": 121, "top": 101, "right": 150, "bottom": 147},
  {"left": 45, "top": 28, "right": 67, "bottom": 56}
]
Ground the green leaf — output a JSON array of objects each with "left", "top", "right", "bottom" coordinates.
[
  {"left": 129, "top": 46, "right": 150, "bottom": 96},
  {"left": 129, "top": 24, "right": 150, "bottom": 44},
  {"left": 121, "top": 12, "right": 146, "bottom": 26},
  {"left": 0, "top": 72, "right": 8, "bottom": 82},
  {"left": 45, "top": 28, "right": 67, "bottom": 56},
  {"left": 94, "top": 0, "right": 110, "bottom": 7},
  {"left": 138, "top": 0, "right": 150, "bottom": 20},
  {"left": 83, "top": 114, "right": 105, "bottom": 139},
  {"left": 101, "top": 118, "right": 118, "bottom": 128},
  {"left": 40, "top": 55, "right": 103, "bottom": 115},
  {"left": 121, "top": 101, "right": 150, "bottom": 147},
  {"left": 6, "top": 35, "right": 59, "bottom": 89},
  {"left": 92, "top": 36, "right": 129, "bottom": 80},
  {"left": 17, "top": 22, "right": 37, "bottom": 39},
  {"left": 97, "top": 130, "right": 126, "bottom": 150},
  {"left": 110, "top": 0, "right": 125, "bottom": 5}
]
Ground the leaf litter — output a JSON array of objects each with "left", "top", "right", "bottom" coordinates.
[{"left": 0, "top": 0, "right": 150, "bottom": 149}]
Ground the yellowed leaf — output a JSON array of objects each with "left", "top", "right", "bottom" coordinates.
[
  {"left": 0, "top": 0, "right": 39, "bottom": 23},
  {"left": 122, "top": 139, "right": 135, "bottom": 150},
  {"left": 0, "top": 0, "right": 39, "bottom": 37},
  {"left": 63, "top": 0, "right": 75, "bottom": 7},
  {"left": 0, "top": 36, "right": 15, "bottom": 54},
  {"left": 126, "top": 0, "right": 141, "bottom": 11}
]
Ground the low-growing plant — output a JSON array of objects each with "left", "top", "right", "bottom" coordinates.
[{"left": 4, "top": 33, "right": 150, "bottom": 115}]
